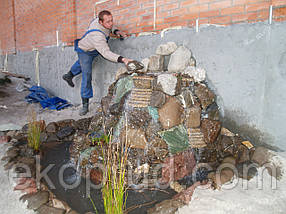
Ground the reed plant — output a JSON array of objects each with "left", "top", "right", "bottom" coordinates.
[
  {"left": 89, "top": 195, "right": 99, "bottom": 214},
  {"left": 100, "top": 129, "right": 130, "bottom": 214},
  {"left": 27, "top": 110, "right": 42, "bottom": 152}
]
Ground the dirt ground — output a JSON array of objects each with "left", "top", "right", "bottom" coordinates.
[{"left": 0, "top": 77, "right": 100, "bottom": 130}]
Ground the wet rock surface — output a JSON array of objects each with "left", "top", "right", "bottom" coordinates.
[
  {"left": 185, "top": 106, "right": 201, "bottom": 128},
  {"left": 147, "top": 198, "right": 184, "bottom": 214},
  {"left": 56, "top": 126, "right": 75, "bottom": 140},
  {"left": 173, "top": 181, "right": 202, "bottom": 204},
  {"left": 0, "top": 135, "right": 11, "bottom": 143},
  {"left": 75, "top": 117, "right": 92, "bottom": 131},
  {"left": 36, "top": 205, "right": 65, "bottom": 214},
  {"left": 120, "top": 127, "right": 148, "bottom": 149},
  {"left": 161, "top": 150, "right": 196, "bottom": 183},
  {"left": 251, "top": 146, "right": 273, "bottom": 166},
  {"left": 56, "top": 119, "right": 76, "bottom": 129},
  {"left": 88, "top": 111, "right": 103, "bottom": 132},
  {"left": 194, "top": 83, "right": 215, "bottom": 110},
  {"left": 20, "top": 191, "right": 49, "bottom": 210},
  {"left": 127, "top": 108, "right": 152, "bottom": 128},
  {"left": 66, "top": 210, "right": 79, "bottom": 214},
  {"left": 158, "top": 97, "right": 183, "bottom": 129},
  {"left": 150, "top": 90, "right": 166, "bottom": 108},
  {"left": 201, "top": 119, "right": 221, "bottom": 144},
  {"left": 45, "top": 122, "right": 58, "bottom": 133}
]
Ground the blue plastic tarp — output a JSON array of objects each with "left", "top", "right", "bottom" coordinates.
[{"left": 25, "top": 86, "right": 72, "bottom": 110}]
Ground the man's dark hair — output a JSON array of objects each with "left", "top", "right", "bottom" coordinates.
[{"left": 98, "top": 10, "right": 112, "bottom": 22}]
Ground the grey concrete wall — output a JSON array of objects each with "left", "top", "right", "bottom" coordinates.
[
  {"left": 7, "top": 51, "right": 35, "bottom": 80},
  {"left": 0, "top": 54, "right": 3, "bottom": 70},
  {"left": 3, "top": 21, "right": 286, "bottom": 151}
]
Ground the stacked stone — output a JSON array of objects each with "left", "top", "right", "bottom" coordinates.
[
  {"left": 93, "top": 42, "right": 265, "bottom": 190},
  {"left": 102, "top": 43, "right": 217, "bottom": 158},
  {"left": 86, "top": 43, "right": 214, "bottom": 187}
]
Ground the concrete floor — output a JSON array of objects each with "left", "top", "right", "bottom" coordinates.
[
  {"left": 0, "top": 142, "right": 35, "bottom": 214},
  {"left": 0, "top": 77, "right": 100, "bottom": 129}
]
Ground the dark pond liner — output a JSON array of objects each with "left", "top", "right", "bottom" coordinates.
[
  {"left": 178, "top": 167, "right": 213, "bottom": 188},
  {"left": 40, "top": 142, "right": 176, "bottom": 214}
]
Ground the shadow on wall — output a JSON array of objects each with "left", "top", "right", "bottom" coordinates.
[{"left": 222, "top": 109, "right": 282, "bottom": 152}]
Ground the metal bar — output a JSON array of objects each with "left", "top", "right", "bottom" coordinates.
[
  {"left": 153, "top": 0, "right": 157, "bottom": 30},
  {"left": 4, "top": 53, "right": 8, "bottom": 72},
  {"left": 34, "top": 49, "right": 40, "bottom": 86},
  {"left": 269, "top": 5, "right": 273, "bottom": 25},
  {"left": 56, "top": 30, "right": 59, "bottom": 46},
  {"left": 12, "top": 0, "right": 17, "bottom": 53}
]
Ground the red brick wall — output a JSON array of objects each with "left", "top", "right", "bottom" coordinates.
[
  {"left": 13, "top": 0, "right": 78, "bottom": 52},
  {"left": 0, "top": 0, "right": 16, "bottom": 54},
  {"left": 1, "top": 0, "right": 286, "bottom": 54}
]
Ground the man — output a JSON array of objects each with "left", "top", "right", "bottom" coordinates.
[{"left": 63, "top": 10, "right": 132, "bottom": 116}]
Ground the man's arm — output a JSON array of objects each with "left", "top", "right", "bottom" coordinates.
[{"left": 89, "top": 32, "right": 132, "bottom": 64}]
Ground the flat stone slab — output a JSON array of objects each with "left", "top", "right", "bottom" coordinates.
[
  {"left": 20, "top": 191, "right": 49, "bottom": 210},
  {"left": 0, "top": 123, "right": 22, "bottom": 131},
  {"left": 36, "top": 205, "right": 65, "bottom": 214}
]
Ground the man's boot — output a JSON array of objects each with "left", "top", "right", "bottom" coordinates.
[
  {"left": 79, "top": 98, "right": 89, "bottom": 116},
  {"left": 62, "top": 71, "right": 75, "bottom": 87}
]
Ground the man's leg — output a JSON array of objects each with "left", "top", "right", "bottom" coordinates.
[
  {"left": 78, "top": 52, "right": 95, "bottom": 116},
  {"left": 63, "top": 60, "right": 82, "bottom": 87}
]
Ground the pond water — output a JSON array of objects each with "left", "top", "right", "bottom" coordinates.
[{"left": 41, "top": 142, "right": 176, "bottom": 214}]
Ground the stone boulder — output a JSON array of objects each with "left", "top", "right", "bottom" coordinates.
[
  {"left": 147, "top": 198, "right": 184, "bottom": 214},
  {"left": 20, "top": 191, "right": 49, "bottom": 210},
  {"left": 251, "top": 146, "right": 273, "bottom": 166},
  {"left": 156, "top": 42, "right": 178, "bottom": 56},
  {"left": 149, "top": 55, "right": 164, "bottom": 71},
  {"left": 161, "top": 150, "right": 196, "bottom": 183},
  {"left": 168, "top": 46, "right": 192, "bottom": 72},
  {"left": 182, "top": 66, "right": 206, "bottom": 82},
  {"left": 157, "top": 74, "right": 178, "bottom": 96},
  {"left": 36, "top": 205, "right": 65, "bottom": 214},
  {"left": 120, "top": 127, "right": 148, "bottom": 149},
  {"left": 158, "top": 97, "right": 183, "bottom": 129},
  {"left": 150, "top": 90, "right": 166, "bottom": 108},
  {"left": 115, "top": 66, "right": 128, "bottom": 80},
  {"left": 194, "top": 83, "right": 215, "bottom": 110},
  {"left": 45, "top": 122, "right": 58, "bottom": 133},
  {"left": 201, "top": 119, "right": 221, "bottom": 144},
  {"left": 184, "top": 106, "right": 201, "bottom": 128},
  {"left": 141, "top": 58, "right": 150, "bottom": 73}
]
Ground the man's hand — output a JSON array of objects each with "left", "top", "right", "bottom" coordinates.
[
  {"left": 122, "top": 58, "right": 133, "bottom": 66},
  {"left": 116, "top": 30, "right": 127, "bottom": 38}
]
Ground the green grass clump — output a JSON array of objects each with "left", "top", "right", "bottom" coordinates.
[
  {"left": 27, "top": 110, "right": 42, "bottom": 152},
  {"left": 100, "top": 131, "right": 130, "bottom": 214}
]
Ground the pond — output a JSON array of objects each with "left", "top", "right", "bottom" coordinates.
[{"left": 40, "top": 141, "right": 177, "bottom": 214}]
